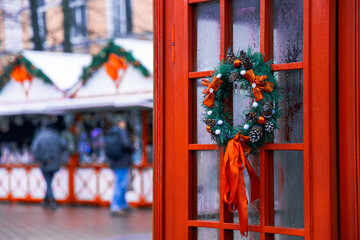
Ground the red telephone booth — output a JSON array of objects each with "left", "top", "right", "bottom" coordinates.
[{"left": 152, "top": 0, "right": 360, "bottom": 239}]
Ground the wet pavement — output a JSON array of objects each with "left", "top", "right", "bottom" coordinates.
[{"left": 0, "top": 203, "right": 152, "bottom": 240}]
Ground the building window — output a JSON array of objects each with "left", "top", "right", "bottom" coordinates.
[
  {"left": 37, "top": 0, "right": 47, "bottom": 43},
  {"left": 69, "top": 0, "right": 87, "bottom": 43},
  {"left": 113, "top": 0, "right": 132, "bottom": 36}
]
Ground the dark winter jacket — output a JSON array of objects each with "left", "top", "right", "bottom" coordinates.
[
  {"left": 31, "top": 128, "right": 67, "bottom": 172},
  {"left": 106, "top": 126, "right": 134, "bottom": 169}
]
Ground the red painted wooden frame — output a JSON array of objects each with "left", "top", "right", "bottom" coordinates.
[
  {"left": 153, "top": 0, "right": 338, "bottom": 239},
  {"left": 338, "top": 0, "right": 360, "bottom": 239}
]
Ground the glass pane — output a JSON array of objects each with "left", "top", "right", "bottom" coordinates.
[
  {"left": 195, "top": 1, "right": 221, "bottom": 71},
  {"left": 233, "top": 231, "right": 260, "bottom": 240},
  {"left": 231, "top": 154, "right": 260, "bottom": 225},
  {"left": 232, "top": 0, "right": 260, "bottom": 52},
  {"left": 233, "top": 88, "right": 251, "bottom": 126},
  {"left": 196, "top": 79, "right": 215, "bottom": 144},
  {"left": 274, "top": 70, "right": 303, "bottom": 143},
  {"left": 274, "top": 151, "right": 304, "bottom": 228},
  {"left": 197, "top": 151, "right": 220, "bottom": 221},
  {"left": 275, "top": 234, "right": 304, "bottom": 240},
  {"left": 273, "top": 0, "right": 303, "bottom": 64},
  {"left": 198, "top": 228, "right": 219, "bottom": 240}
]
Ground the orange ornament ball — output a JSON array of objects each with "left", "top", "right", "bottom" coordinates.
[
  {"left": 257, "top": 116, "right": 266, "bottom": 124},
  {"left": 206, "top": 126, "right": 211, "bottom": 133},
  {"left": 233, "top": 59, "right": 242, "bottom": 68}
]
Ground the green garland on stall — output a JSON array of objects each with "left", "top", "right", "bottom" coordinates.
[
  {"left": 202, "top": 47, "right": 282, "bottom": 154},
  {"left": 80, "top": 40, "right": 150, "bottom": 85},
  {"left": 0, "top": 54, "right": 52, "bottom": 91}
]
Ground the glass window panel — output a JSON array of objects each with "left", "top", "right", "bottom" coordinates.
[
  {"left": 196, "top": 79, "right": 216, "bottom": 144},
  {"left": 275, "top": 234, "right": 304, "bottom": 240},
  {"left": 197, "top": 227, "right": 219, "bottom": 240},
  {"left": 197, "top": 151, "right": 220, "bottom": 221},
  {"left": 233, "top": 230, "right": 260, "bottom": 240},
  {"left": 232, "top": 0, "right": 260, "bottom": 53},
  {"left": 233, "top": 88, "right": 251, "bottom": 126},
  {"left": 274, "top": 151, "right": 304, "bottom": 228},
  {"left": 230, "top": 154, "right": 260, "bottom": 225},
  {"left": 274, "top": 70, "right": 303, "bottom": 143},
  {"left": 273, "top": 0, "right": 303, "bottom": 64},
  {"left": 195, "top": 1, "right": 221, "bottom": 71}
]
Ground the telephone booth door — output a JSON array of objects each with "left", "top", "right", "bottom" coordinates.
[{"left": 153, "top": 0, "right": 337, "bottom": 239}]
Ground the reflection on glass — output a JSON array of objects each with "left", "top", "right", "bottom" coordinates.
[
  {"left": 273, "top": 0, "right": 303, "bottom": 63},
  {"left": 198, "top": 227, "right": 219, "bottom": 240},
  {"left": 197, "top": 151, "right": 220, "bottom": 221},
  {"left": 274, "top": 151, "right": 304, "bottom": 228},
  {"left": 232, "top": 154, "right": 260, "bottom": 225},
  {"left": 274, "top": 70, "right": 303, "bottom": 143},
  {"left": 233, "top": 88, "right": 251, "bottom": 126},
  {"left": 196, "top": 79, "right": 215, "bottom": 144},
  {"left": 195, "top": 1, "right": 221, "bottom": 71},
  {"left": 234, "top": 230, "right": 260, "bottom": 240},
  {"left": 275, "top": 234, "right": 304, "bottom": 240},
  {"left": 232, "top": 0, "right": 260, "bottom": 52}
]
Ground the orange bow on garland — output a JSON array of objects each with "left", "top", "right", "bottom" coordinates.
[
  {"left": 202, "top": 75, "right": 223, "bottom": 108},
  {"left": 11, "top": 65, "right": 32, "bottom": 83},
  {"left": 243, "top": 69, "right": 273, "bottom": 102},
  {"left": 221, "top": 132, "right": 260, "bottom": 237},
  {"left": 104, "top": 53, "right": 127, "bottom": 81}
]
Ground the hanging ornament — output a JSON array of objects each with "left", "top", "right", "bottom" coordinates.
[
  {"left": 240, "top": 70, "right": 246, "bottom": 76},
  {"left": 246, "top": 112, "right": 258, "bottom": 122},
  {"left": 257, "top": 116, "right": 265, "bottom": 124},
  {"left": 264, "top": 121, "right": 275, "bottom": 132},
  {"left": 233, "top": 59, "right": 242, "bottom": 68},
  {"left": 262, "top": 101, "right": 274, "bottom": 118},
  {"left": 228, "top": 71, "right": 240, "bottom": 83},
  {"left": 252, "top": 102, "right": 258, "bottom": 108},
  {"left": 207, "top": 110, "right": 213, "bottom": 116},
  {"left": 244, "top": 123, "right": 250, "bottom": 130},
  {"left": 217, "top": 120, "right": 223, "bottom": 125},
  {"left": 206, "top": 125, "right": 212, "bottom": 133},
  {"left": 215, "top": 129, "right": 221, "bottom": 135},
  {"left": 226, "top": 46, "right": 236, "bottom": 64},
  {"left": 249, "top": 125, "right": 263, "bottom": 143}
]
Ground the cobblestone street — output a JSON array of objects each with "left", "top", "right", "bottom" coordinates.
[{"left": 0, "top": 203, "right": 152, "bottom": 240}]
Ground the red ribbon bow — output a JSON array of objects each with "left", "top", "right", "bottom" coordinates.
[
  {"left": 221, "top": 132, "right": 260, "bottom": 236},
  {"left": 202, "top": 75, "right": 223, "bottom": 108},
  {"left": 243, "top": 69, "right": 273, "bottom": 102}
]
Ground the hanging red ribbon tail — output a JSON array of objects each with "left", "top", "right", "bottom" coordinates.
[{"left": 222, "top": 132, "right": 259, "bottom": 237}]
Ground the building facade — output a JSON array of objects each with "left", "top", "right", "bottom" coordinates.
[{"left": 0, "top": 0, "right": 153, "bottom": 56}]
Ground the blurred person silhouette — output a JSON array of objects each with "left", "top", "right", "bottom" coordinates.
[
  {"left": 31, "top": 122, "right": 67, "bottom": 210},
  {"left": 105, "top": 115, "right": 134, "bottom": 216}
]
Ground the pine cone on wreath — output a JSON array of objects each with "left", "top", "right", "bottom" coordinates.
[
  {"left": 239, "top": 50, "right": 253, "bottom": 70},
  {"left": 228, "top": 71, "right": 240, "bottom": 83},
  {"left": 226, "top": 46, "right": 237, "bottom": 64},
  {"left": 250, "top": 125, "right": 263, "bottom": 143},
  {"left": 262, "top": 101, "right": 274, "bottom": 118},
  {"left": 264, "top": 120, "right": 274, "bottom": 132},
  {"left": 246, "top": 112, "right": 258, "bottom": 122},
  {"left": 205, "top": 119, "right": 216, "bottom": 127}
]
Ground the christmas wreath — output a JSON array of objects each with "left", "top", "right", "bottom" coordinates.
[{"left": 201, "top": 47, "right": 281, "bottom": 236}]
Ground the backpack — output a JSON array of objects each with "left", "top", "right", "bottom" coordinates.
[{"left": 104, "top": 128, "right": 123, "bottom": 160}]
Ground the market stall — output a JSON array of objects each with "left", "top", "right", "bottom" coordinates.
[{"left": 0, "top": 39, "right": 153, "bottom": 207}]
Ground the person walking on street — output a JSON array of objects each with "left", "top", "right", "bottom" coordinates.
[
  {"left": 32, "top": 124, "right": 67, "bottom": 210},
  {"left": 105, "top": 116, "right": 134, "bottom": 216}
]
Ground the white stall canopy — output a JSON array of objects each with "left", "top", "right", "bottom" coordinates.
[{"left": 0, "top": 38, "right": 153, "bottom": 115}]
